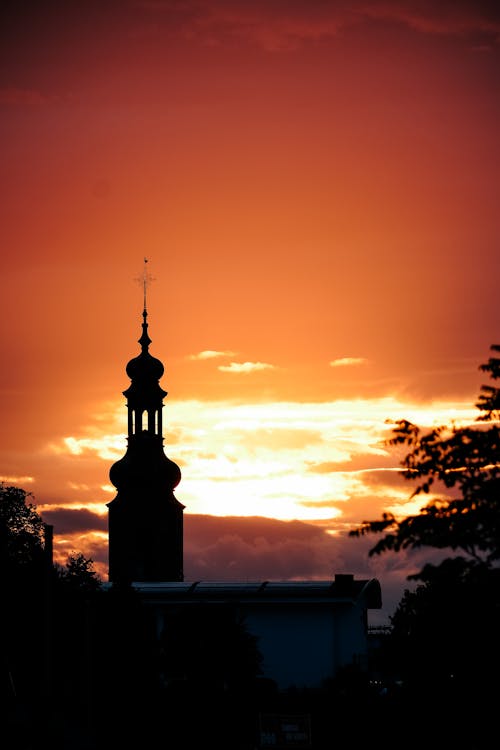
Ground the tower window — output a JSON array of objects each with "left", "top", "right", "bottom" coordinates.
[{"left": 142, "top": 410, "right": 148, "bottom": 431}]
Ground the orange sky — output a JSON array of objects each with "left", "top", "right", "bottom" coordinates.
[{"left": 1, "top": 1, "right": 500, "bottom": 623}]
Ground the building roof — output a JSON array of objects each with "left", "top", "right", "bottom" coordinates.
[{"left": 124, "top": 574, "right": 382, "bottom": 609}]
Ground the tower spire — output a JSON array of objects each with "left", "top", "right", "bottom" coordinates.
[
  {"left": 136, "top": 258, "right": 155, "bottom": 353},
  {"left": 136, "top": 256, "right": 155, "bottom": 312},
  {"left": 142, "top": 257, "right": 150, "bottom": 312},
  {"left": 107, "top": 267, "right": 184, "bottom": 584}
]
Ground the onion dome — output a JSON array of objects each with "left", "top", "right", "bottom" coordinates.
[
  {"left": 109, "top": 448, "right": 182, "bottom": 493},
  {"left": 126, "top": 309, "right": 164, "bottom": 382}
]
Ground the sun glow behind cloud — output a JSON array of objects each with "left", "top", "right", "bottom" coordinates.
[{"left": 46, "top": 395, "right": 479, "bottom": 528}]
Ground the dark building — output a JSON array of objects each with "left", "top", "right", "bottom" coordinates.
[{"left": 107, "top": 305, "right": 184, "bottom": 583}]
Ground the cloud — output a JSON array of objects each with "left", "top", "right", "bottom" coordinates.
[
  {"left": 0, "top": 475, "right": 35, "bottom": 485},
  {"left": 305, "top": 465, "right": 409, "bottom": 491},
  {"left": 40, "top": 507, "right": 107, "bottom": 534},
  {"left": 354, "top": 468, "right": 408, "bottom": 491},
  {"left": 184, "top": 514, "right": 355, "bottom": 580},
  {"left": 185, "top": 514, "right": 325, "bottom": 546},
  {"left": 218, "top": 361, "right": 276, "bottom": 373},
  {"left": 307, "top": 462, "right": 346, "bottom": 475},
  {"left": 249, "top": 427, "right": 324, "bottom": 451},
  {"left": 362, "top": 1, "right": 500, "bottom": 38},
  {"left": 329, "top": 357, "right": 368, "bottom": 368},
  {"left": 149, "top": 1, "right": 500, "bottom": 51},
  {"left": 58, "top": 435, "right": 125, "bottom": 461},
  {"left": 188, "top": 350, "right": 236, "bottom": 360}
]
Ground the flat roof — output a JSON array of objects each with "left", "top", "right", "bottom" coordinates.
[{"left": 115, "top": 576, "right": 382, "bottom": 609}]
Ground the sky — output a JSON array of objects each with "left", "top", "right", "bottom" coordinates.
[{"left": 1, "top": 0, "right": 499, "bottom": 624}]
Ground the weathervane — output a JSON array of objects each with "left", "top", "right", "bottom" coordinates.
[{"left": 135, "top": 257, "right": 155, "bottom": 312}]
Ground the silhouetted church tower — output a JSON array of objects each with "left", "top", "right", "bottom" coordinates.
[{"left": 107, "top": 261, "right": 184, "bottom": 583}]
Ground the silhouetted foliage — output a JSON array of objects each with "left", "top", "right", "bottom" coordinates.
[
  {"left": 350, "top": 346, "right": 500, "bottom": 734},
  {"left": 386, "top": 558, "right": 500, "bottom": 683},
  {"left": 55, "top": 551, "right": 102, "bottom": 592},
  {"left": 350, "top": 344, "right": 500, "bottom": 567},
  {"left": 0, "top": 483, "right": 46, "bottom": 576},
  {"left": 374, "top": 557, "right": 500, "bottom": 748}
]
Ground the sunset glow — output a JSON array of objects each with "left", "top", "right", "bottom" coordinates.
[{"left": 2, "top": 0, "right": 499, "bottom": 622}]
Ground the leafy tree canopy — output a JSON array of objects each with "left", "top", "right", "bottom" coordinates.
[
  {"left": 350, "top": 345, "right": 500, "bottom": 569},
  {"left": 0, "top": 483, "right": 45, "bottom": 570},
  {"left": 55, "top": 552, "right": 102, "bottom": 592}
]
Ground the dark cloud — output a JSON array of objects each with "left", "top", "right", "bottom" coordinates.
[
  {"left": 184, "top": 514, "right": 363, "bottom": 581},
  {"left": 358, "top": 468, "right": 462, "bottom": 501},
  {"left": 185, "top": 515, "right": 375, "bottom": 578},
  {"left": 184, "top": 514, "right": 325, "bottom": 546},
  {"left": 41, "top": 507, "right": 107, "bottom": 534},
  {"left": 156, "top": 1, "right": 500, "bottom": 50},
  {"left": 362, "top": 0, "right": 500, "bottom": 37},
  {"left": 357, "top": 468, "right": 456, "bottom": 499},
  {"left": 151, "top": 1, "right": 500, "bottom": 49},
  {"left": 358, "top": 468, "right": 408, "bottom": 491}
]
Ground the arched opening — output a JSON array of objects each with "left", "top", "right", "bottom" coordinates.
[{"left": 142, "top": 410, "right": 148, "bottom": 431}]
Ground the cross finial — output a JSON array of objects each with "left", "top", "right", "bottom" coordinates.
[{"left": 135, "top": 257, "right": 155, "bottom": 312}]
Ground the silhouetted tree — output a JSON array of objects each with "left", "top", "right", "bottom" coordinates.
[
  {"left": 386, "top": 558, "right": 500, "bottom": 682},
  {"left": 350, "top": 347, "right": 500, "bottom": 742},
  {"left": 55, "top": 551, "right": 102, "bottom": 592},
  {"left": 0, "top": 483, "right": 45, "bottom": 575},
  {"left": 350, "top": 345, "right": 500, "bottom": 566}
]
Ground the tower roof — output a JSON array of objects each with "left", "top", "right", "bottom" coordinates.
[{"left": 125, "top": 308, "right": 165, "bottom": 384}]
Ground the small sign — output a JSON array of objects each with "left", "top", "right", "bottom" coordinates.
[{"left": 259, "top": 713, "right": 311, "bottom": 748}]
